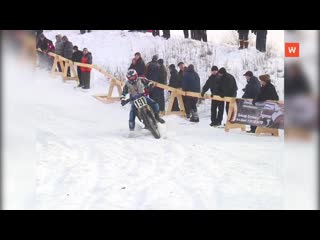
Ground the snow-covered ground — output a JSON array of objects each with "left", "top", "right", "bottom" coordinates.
[{"left": 3, "top": 30, "right": 288, "bottom": 209}]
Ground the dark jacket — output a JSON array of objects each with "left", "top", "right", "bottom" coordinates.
[
  {"left": 182, "top": 67, "right": 201, "bottom": 93},
  {"left": 220, "top": 73, "right": 238, "bottom": 97},
  {"left": 145, "top": 60, "right": 159, "bottom": 81},
  {"left": 242, "top": 76, "right": 261, "bottom": 99},
  {"left": 169, "top": 69, "right": 181, "bottom": 88},
  {"left": 134, "top": 58, "right": 146, "bottom": 76},
  {"left": 202, "top": 74, "right": 222, "bottom": 96},
  {"left": 254, "top": 82, "right": 279, "bottom": 103},
  {"left": 36, "top": 38, "right": 55, "bottom": 53},
  {"left": 72, "top": 50, "right": 83, "bottom": 63},
  {"left": 62, "top": 41, "right": 73, "bottom": 59},
  {"left": 158, "top": 64, "right": 167, "bottom": 85}
]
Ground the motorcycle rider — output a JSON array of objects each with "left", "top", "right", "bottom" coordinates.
[{"left": 120, "top": 69, "right": 165, "bottom": 131}]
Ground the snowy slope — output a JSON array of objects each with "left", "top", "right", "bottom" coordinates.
[
  {"left": 3, "top": 31, "right": 285, "bottom": 209},
  {"left": 44, "top": 30, "right": 284, "bottom": 100}
]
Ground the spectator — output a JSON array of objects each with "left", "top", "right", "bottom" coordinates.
[
  {"left": 162, "top": 30, "right": 170, "bottom": 39},
  {"left": 72, "top": 46, "right": 83, "bottom": 87},
  {"left": 218, "top": 67, "right": 238, "bottom": 116},
  {"left": 129, "top": 58, "right": 137, "bottom": 70},
  {"left": 145, "top": 55, "right": 160, "bottom": 82},
  {"left": 80, "top": 30, "right": 91, "bottom": 34},
  {"left": 253, "top": 74, "right": 279, "bottom": 105},
  {"left": 201, "top": 66, "right": 224, "bottom": 126},
  {"left": 191, "top": 30, "right": 198, "bottom": 40},
  {"left": 80, "top": 48, "right": 93, "bottom": 89},
  {"left": 199, "top": 30, "right": 207, "bottom": 42},
  {"left": 152, "top": 30, "right": 160, "bottom": 36},
  {"left": 252, "top": 30, "right": 268, "bottom": 52},
  {"left": 177, "top": 62, "right": 189, "bottom": 117},
  {"left": 182, "top": 64, "right": 201, "bottom": 122},
  {"left": 55, "top": 34, "right": 64, "bottom": 71},
  {"left": 242, "top": 71, "right": 261, "bottom": 133},
  {"left": 237, "top": 30, "right": 249, "bottom": 49},
  {"left": 153, "top": 58, "right": 167, "bottom": 112},
  {"left": 183, "top": 30, "right": 189, "bottom": 38},
  {"left": 62, "top": 36, "right": 73, "bottom": 77},
  {"left": 133, "top": 52, "right": 146, "bottom": 77},
  {"left": 36, "top": 33, "right": 55, "bottom": 70},
  {"left": 168, "top": 64, "right": 181, "bottom": 111}
]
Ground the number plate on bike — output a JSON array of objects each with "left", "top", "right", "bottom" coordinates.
[{"left": 133, "top": 96, "right": 147, "bottom": 109}]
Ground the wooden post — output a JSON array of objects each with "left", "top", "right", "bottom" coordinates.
[
  {"left": 224, "top": 99, "right": 246, "bottom": 132},
  {"left": 255, "top": 127, "right": 279, "bottom": 136}
]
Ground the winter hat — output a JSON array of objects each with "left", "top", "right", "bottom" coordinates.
[
  {"left": 243, "top": 71, "right": 253, "bottom": 77},
  {"left": 169, "top": 64, "right": 175, "bottom": 70},
  {"left": 218, "top": 67, "right": 227, "bottom": 75},
  {"left": 152, "top": 55, "right": 158, "bottom": 61},
  {"left": 73, "top": 46, "right": 78, "bottom": 51},
  {"left": 211, "top": 66, "right": 219, "bottom": 71},
  {"left": 158, "top": 59, "right": 164, "bottom": 65},
  {"left": 259, "top": 74, "right": 271, "bottom": 82},
  {"left": 62, "top": 36, "right": 68, "bottom": 41},
  {"left": 134, "top": 52, "right": 141, "bottom": 57},
  {"left": 178, "top": 62, "right": 184, "bottom": 66},
  {"left": 187, "top": 64, "right": 195, "bottom": 72}
]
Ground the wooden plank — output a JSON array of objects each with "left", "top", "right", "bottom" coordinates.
[
  {"left": 166, "top": 92, "right": 176, "bottom": 115},
  {"left": 176, "top": 94, "right": 186, "bottom": 117},
  {"left": 225, "top": 99, "right": 246, "bottom": 132},
  {"left": 256, "top": 127, "right": 279, "bottom": 136}
]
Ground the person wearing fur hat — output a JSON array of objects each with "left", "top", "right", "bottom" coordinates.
[
  {"left": 168, "top": 64, "right": 181, "bottom": 111},
  {"left": 242, "top": 71, "right": 261, "bottom": 133},
  {"left": 218, "top": 67, "right": 238, "bottom": 115},
  {"left": 253, "top": 74, "right": 279, "bottom": 105},
  {"left": 201, "top": 66, "right": 223, "bottom": 126}
]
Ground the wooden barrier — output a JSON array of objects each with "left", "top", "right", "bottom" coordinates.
[{"left": 37, "top": 49, "right": 283, "bottom": 136}]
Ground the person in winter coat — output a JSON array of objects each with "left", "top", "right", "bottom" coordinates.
[
  {"left": 55, "top": 34, "right": 64, "bottom": 56},
  {"left": 36, "top": 33, "right": 55, "bottom": 70},
  {"left": 72, "top": 46, "right": 83, "bottom": 87},
  {"left": 237, "top": 30, "right": 249, "bottom": 49},
  {"left": 168, "top": 64, "right": 181, "bottom": 111},
  {"left": 120, "top": 69, "right": 165, "bottom": 131},
  {"left": 151, "top": 59, "right": 167, "bottom": 112},
  {"left": 162, "top": 30, "right": 170, "bottom": 39},
  {"left": 129, "top": 58, "right": 137, "bottom": 70},
  {"left": 62, "top": 36, "right": 73, "bottom": 77},
  {"left": 252, "top": 30, "right": 267, "bottom": 52},
  {"left": 133, "top": 52, "right": 146, "bottom": 77},
  {"left": 55, "top": 34, "right": 64, "bottom": 71},
  {"left": 253, "top": 74, "right": 279, "bottom": 104},
  {"left": 152, "top": 30, "right": 160, "bottom": 36},
  {"left": 242, "top": 71, "right": 261, "bottom": 133},
  {"left": 218, "top": 67, "right": 238, "bottom": 115},
  {"left": 183, "top": 30, "right": 189, "bottom": 38},
  {"left": 80, "top": 30, "right": 91, "bottom": 34},
  {"left": 201, "top": 66, "right": 224, "bottom": 126},
  {"left": 145, "top": 55, "right": 160, "bottom": 82},
  {"left": 199, "top": 30, "right": 207, "bottom": 42},
  {"left": 80, "top": 48, "right": 93, "bottom": 89},
  {"left": 182, "top": 64, "right": 201, "bottom": 122},
  {"left": 177, "top": 62, "right": 189, "bottom": 117}
]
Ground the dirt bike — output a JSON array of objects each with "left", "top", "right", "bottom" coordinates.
[{"left": 123, "top": 95, "right": 161, "bottom": 139}]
